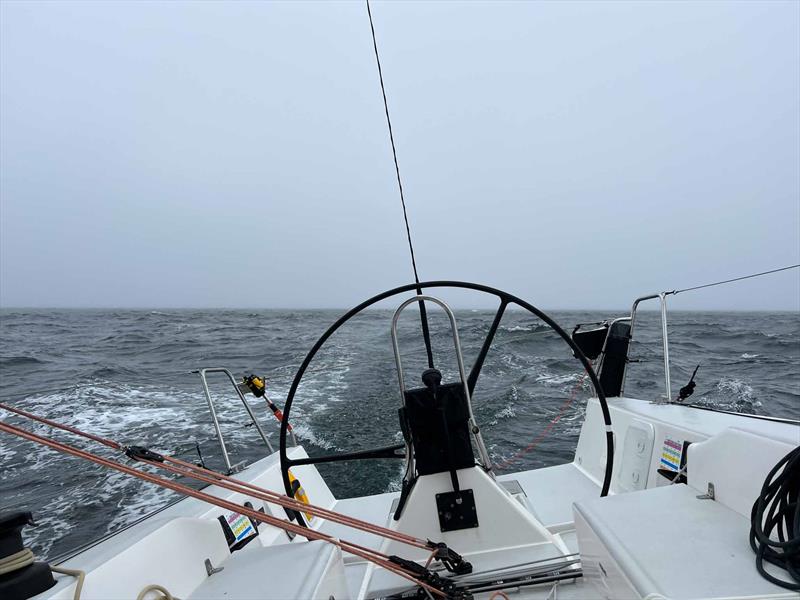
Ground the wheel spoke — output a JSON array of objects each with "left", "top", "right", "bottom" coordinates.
[
  {"left": 287, "top": 443, "right": 406, "bottom": 467},
  {"left": 467, "top": 299, "right": 508, "bottom": 394}
]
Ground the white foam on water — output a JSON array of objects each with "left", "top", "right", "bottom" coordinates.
[
  {"left": 384, "top": 460, "right": 407, "bottom": 493},
  {"left": 717, "top": 378, "right": 756, "bottom": 401},
  {"left": 0, "top": 379, "right": 222, "bottom": 558},
  {"left": 535, "top": 372, "right": 580, "bottom": 386},
  {"left": 0, "top": 441, "right": 17, "bottom": 462},
  {"left": 557, "top": 405, "right": 588, "bottom": 436},
  {"left": 106, "top": 473, "right": 179, "bottom": 530},
  {"left": 24, "top": 496, "right": 79, "bottom": 558},
  {"left": 291, "top": 422, "right": 340, "bottom": 451},
  {"left": 488, "top": 403, "right": 517, "bottom": 427},
  {"left": 741, "top": 353, "right": 759, "bottom": 359},
  {"left": 706, "top": 378, "right": 763, "bottom": 413}
]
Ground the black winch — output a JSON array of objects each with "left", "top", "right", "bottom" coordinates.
[{"left": 0, "top": 512, "right": 56, "bottom": 600}]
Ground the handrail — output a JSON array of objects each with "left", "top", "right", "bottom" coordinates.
[
  {"left": 390, "top": 294, "right": 493, "bottom": 473},
  {"left": 622, "top": 292, "right": 672, "bottom": 402},
  {"left": 192, "top": 367, "right": 274, "bottom": 474}
]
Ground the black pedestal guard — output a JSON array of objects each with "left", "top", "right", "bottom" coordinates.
[{"left": 279, "top": 281, "right": 614, "bottom": 530}]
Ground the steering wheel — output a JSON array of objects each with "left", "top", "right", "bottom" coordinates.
[{"left": 279, "top": 281, "right": 614, "bottom": 527}]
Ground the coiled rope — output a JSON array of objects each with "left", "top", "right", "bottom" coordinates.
[
  {"left": 0, "top": 548, "right": 34, "bottom": 575},
  {"left": 136, "top": 583, "right": 178, "bottom": 600},
  {"left": 0, "top": 546, "right": 85, "bottom": 600},
  {"left": 749, "top": 444, "right": 800, "bottom": 590}
]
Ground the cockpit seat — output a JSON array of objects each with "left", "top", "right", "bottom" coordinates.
[
  {"left": 573, "top": 483, "right": 795, "bottom": 599},
  {"left": 497, "top": 462, "right": 600, "bottom": 532},
  {"left": 188, "top": 540, "right": 348, "bottom": 600}
]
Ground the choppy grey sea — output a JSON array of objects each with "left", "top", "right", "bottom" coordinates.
[{"left": 1, "top": 307, "right": 798, "bottom": 559}]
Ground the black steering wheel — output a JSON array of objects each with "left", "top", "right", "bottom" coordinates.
[{"left": 279, "top": 281, "right": 614, "bottom": 526}]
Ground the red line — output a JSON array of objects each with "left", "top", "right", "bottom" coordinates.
[{"left": 495, "top": 370, "right": 589, "bottom": 470}]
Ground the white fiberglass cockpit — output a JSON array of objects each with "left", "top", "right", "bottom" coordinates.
[{"left": 1, "top": 281, "right": 798, "bottom": 600}]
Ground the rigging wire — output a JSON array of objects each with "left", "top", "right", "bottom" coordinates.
[
  {"left": 668, "top": 264, "right": 799, "bottom": 296},
  {"left": 366, "top": 0, "right": 435, "bottom": 369}
]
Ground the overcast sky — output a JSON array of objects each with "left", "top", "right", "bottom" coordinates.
[{"left": 1, "top": 1, "right": 798, "bottom": 310}]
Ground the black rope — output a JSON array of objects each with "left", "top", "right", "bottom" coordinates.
[
  {"left": 366, "top": 0, "right": 434, "bottom": 369},
  {"left": 670, "top": 264, "right": 799, "bottom": 295},
  {"left": 749, "top": 445, "right": 800, "bottom": 590}
]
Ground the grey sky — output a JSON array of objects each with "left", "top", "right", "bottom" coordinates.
[{"left": 1, "top": 1, "right": 798, "bottom": 311}]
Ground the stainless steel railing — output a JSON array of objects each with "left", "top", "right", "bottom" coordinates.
[
  {"left": 192, "top": 367, "right": 274, "bottom": 474},
  {"left": 390, "top": 294, "right": 494, "bottom": 473},
  {"left": 621, "top": 292, "right": 672, "bottom": 402}
]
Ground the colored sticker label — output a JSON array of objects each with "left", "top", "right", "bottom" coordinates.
[
  {"left": 226, "top": 512, "right": 255, "bottom": 542},
  {"left": 660, "top": 435, "right": 683, "bottom": 471}
]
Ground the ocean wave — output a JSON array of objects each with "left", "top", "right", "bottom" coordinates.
[
  {"left": 499, "top": 323, "right": 549, "bottom": 334},
  {"left": 1, "top": 308, "right": 797, "bottom": 560},
  {"left": 0, "top": 355, "right": 46, "bottom": 366},
  {"left": 694, "top": 378, "right": 763, "bottom": 414},
  {"left": 0, "top": 442, "right": 17, "bottom": 462},
  {"left": 717, "top": 378, "right": 756, "bottom": 401},
  {"left": 488, "top": 402, "right": 517, "bottom": 426},
  {"left": 82, "top": 366, "right": 139, "bottom": 379},
  {"left": 536, "top": 372, "right": 581, "bottom": 386},
  {"left": 291, "top": 423, "right": 340, "bottom": 452}
]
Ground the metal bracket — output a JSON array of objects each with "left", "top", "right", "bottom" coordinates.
[
  {"left": 204, "top": 558, "right": 224, "bottom": 576},
  {"left": 696, "top": 482, "right": 715, "bottom": 500}
]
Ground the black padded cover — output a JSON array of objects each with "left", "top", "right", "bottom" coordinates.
[
  {"left": 401, "top": 382, "right": 475, "bottom": 476},
  {"left": 572, "top": 323, "right": 609, "bottom": 360},
  {"left": 599, "top": 320, "right": 631, "bottom": 397}
]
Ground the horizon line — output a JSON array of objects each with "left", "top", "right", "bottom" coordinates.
[{"left": 1, "top": 305, "right": 798, "bottom": 313}]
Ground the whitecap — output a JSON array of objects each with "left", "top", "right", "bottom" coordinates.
[
  {"left": 502, "top": 325, "right": 531, "bottom": 332},
  {"left": 0, "top": 443, "right": 17, "bottom": 463},
  {"left": 488, "top": 402, "right": 517, "bottom": 426},
  {"left": 536, "top": 373, "right": 580, "bottom": 386},
  {"left": 717, "top": 378, "right": 755, "bottom": 401},
  {"left": 290, "top": 423, "right": 340, "bottom": 451}
]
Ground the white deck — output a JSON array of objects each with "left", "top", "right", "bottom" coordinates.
[{"left": 32, "top": 397, "right": 799, "bottom": 600}]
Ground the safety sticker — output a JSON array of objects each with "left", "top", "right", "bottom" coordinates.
[
  {"left": 218, "top": 510, "right": 259, "bottom": 550},
  {"left": 228, "top": 512, "right": 254, "bottom": 541},
  {"left": 660, "top": 435, "right": 683, "bottom": 471}
]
